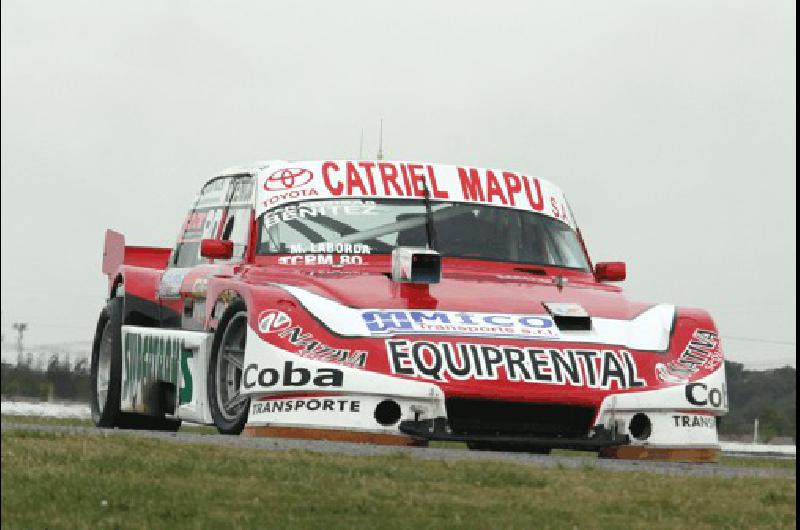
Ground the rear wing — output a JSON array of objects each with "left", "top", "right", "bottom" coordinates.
[{"left": 102, "top": 229, "right": 172, "bottom": 287}]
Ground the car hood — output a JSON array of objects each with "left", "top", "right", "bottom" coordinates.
[
  {"left": 242, "top": 264, "right": 692, "bottom": 398},
  {"left": 246, "top": 266, "right": 652, "bottom": 321}
]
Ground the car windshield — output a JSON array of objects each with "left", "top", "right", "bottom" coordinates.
[{"left": 257, "top": 199, "right": 590, "bottom": 270}]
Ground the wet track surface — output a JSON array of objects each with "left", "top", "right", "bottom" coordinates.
[{"left": 2, "top": 421, "right": 794, "bottom": 479}]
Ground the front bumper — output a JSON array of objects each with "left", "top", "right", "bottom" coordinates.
[{"left": 240, "top": 328, "right": 726, "bottom": 461}]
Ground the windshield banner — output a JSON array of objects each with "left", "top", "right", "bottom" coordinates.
[{"left": 256, "top": 161, "right": 576, "bottom": 229}]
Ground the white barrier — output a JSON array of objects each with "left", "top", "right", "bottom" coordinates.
[
  {"left": 720, "top": 442, "right": 796, "bottom": 457},
  {"left": 1, "top": 400, "right": 91, "bottom": 419}
]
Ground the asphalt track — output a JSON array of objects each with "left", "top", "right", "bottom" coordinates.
[{"left": 3, "top": 421, "right": 795, "bottom": 479}]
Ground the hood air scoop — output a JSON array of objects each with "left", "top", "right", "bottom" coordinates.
[{"left": 543, "top": 302, "right": 592, "bottom": 331}]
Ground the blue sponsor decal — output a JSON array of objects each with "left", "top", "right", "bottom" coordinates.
[{"left": 361, "top": 310, "right": 559, "bottom": 340}]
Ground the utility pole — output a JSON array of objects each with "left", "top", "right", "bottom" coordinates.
[
  {"left": 376, "top": 119, "right": 384, "bottom": 161},
  {"left": 12, "top": 322, "right": 28, "bottom": 366}
]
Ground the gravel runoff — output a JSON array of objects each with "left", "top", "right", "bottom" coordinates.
[{"left": 2, "top": 422, "right": 795, "bottom": 479}]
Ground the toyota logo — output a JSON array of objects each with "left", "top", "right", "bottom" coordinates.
[{"left": 264, "top": 168, "right": 314, "bottom": 191}]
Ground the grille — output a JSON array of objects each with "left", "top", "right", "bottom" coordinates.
[{"left": 445, "top": 398, "right": 595, "bottom": 438}]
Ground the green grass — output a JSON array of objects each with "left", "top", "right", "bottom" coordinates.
[{"left": 2, "top": 427, "right": 795, "bottom": 529}]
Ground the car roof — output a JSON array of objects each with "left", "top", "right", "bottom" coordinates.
[
  {"left": 248, "top": 160, "right": 577, "bottom": 230},
  {"left": 213, "top": 160, "right": 286, "bottom": 178}
]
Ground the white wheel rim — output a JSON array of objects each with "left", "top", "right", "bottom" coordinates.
[
  {"left": 96, "top": 323, "right": 113, "bottom": 414},
  {"left": 216, "top": 312, "right": 248, "bottom": 421}
]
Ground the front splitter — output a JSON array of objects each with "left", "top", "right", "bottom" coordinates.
[
  {"left": 399, "top": 417, "right": 629, "bottom": 451},
  {"left": 600, "top": 445, "right": 721, "bottom": 463},
  {"left": 243, "top": 424, "right": 426, "bottom": 447}
]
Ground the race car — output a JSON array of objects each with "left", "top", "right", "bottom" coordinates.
[{"left": 91, "top": 160, "right": 727, "bottom": 461}]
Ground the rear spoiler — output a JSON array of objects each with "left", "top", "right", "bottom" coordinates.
[{"left": 102, "top": 229, "right": 172, "bottom": 281}]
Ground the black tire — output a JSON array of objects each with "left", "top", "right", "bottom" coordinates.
[
  {"left": 116, "top": 413, "right": 181, "bottom": 431},
  {"left": 90, "top": 298, "right": 124, "bottom": 427},
  {"left": 90, "top": 297, "right": 181, "bottom": 431},
  {"left": 467, "top": 441, "right": 552, "bottom": 454},
  {"left": 207, "top": 301, "right": 250, "bottom": 434}
]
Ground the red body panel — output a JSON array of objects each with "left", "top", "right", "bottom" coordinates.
[
  {"left": 125, "top": 247, "right": 171, "bottom": 269},
  {"left": 226, "top": 256, "right": 720, "bottom": 409},
  {"left": 246, "top": 256, "right": 646, "bottom": 319},
  {"left": 108, "top": 248, "right": 717, "bottom": 410}
]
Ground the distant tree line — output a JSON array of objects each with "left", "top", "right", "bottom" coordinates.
[
  {"left": 720, "top": 361, "right": 796, "bottom": 442},
  {"left": 1, "top": 354, "right": 90, "bottom": 402},
  {"left": 1, "top": 357, "right": 795, "bottom": 441}
]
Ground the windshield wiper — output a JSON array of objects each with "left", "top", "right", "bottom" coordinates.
[{"left": 421, "top": 178, "right": 438, "bottom": 251}]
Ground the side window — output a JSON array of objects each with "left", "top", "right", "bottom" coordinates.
[
  {"left": 220, "top": 207, "right": 251, "bottom": 261},
  {"left": 171, "top": 177, "right": 232, "bottom": 268},
  {"left": 171, "top": 175, "right": 254, "bottom": 267},
  {"left": 219, "top": 176, "right": 255, "bottom": 262}
]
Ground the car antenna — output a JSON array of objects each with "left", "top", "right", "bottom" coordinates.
[
  {"left": 422, "top": 173, "right": 438, "bottom": 251},
  {"left": 374, "top": 119, "right": 435, "bottom": 250},
  {"left": 376, "top": 119, "right": 384, "bottom": 161}
]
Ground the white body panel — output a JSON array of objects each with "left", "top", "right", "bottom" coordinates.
[
  {"left": 596, "top": 367, "right": 727, "bottom": 449},
  {"left": 239, "top": 328, "right": 724, "bottom": 447},
  {"left": 118, "top": 324, "right": 725, "bottom": 451},
  {"left": 120, "top": 326, "right": 213, "bottom": 423},
  {"left": 276, "top": 284, "right": 676, "bottom": 351},
  {"left": 241, "top": 328, "right": 445, "bottom": 433}
]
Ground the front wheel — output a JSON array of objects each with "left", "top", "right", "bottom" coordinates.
[{"left": 208, "top": 303, "right": 250, "bottom": 434}]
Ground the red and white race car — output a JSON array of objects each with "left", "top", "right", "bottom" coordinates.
[{"left": 91, "top": 160, "right": 727, "bottom": 461}]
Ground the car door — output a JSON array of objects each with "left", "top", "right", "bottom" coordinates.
[{"left": 158, "top": 175, "right": 254, "bottom": 330}]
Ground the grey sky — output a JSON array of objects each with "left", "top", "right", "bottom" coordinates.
[{"left": 1, "top": 0, "right": 795, "bottom": 368}]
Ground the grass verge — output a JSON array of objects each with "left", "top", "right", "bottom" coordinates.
[{"left": 2, "top": 427, "right": 795, "bottom": 529}]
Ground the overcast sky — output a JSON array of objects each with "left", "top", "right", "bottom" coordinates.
[{"left": 1, "top": 0, "right": 795, "bottom": 368}]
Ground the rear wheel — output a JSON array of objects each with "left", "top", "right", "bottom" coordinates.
[
  {"left": 91, "top": 299, "right": 123, "bottom": 427},
  {"left": 90, "top": 297, "right": 181, "bottom": 431},
  {"left": 208, "top": 303, "right": 250, "bottom": 434}
]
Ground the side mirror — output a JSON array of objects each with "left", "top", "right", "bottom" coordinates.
[
  {"left": 595, "top": 261, "right": 626, "bottom": 282},
  {"left": 201, "top": 239, "right": 234, "bottom": 260}
]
